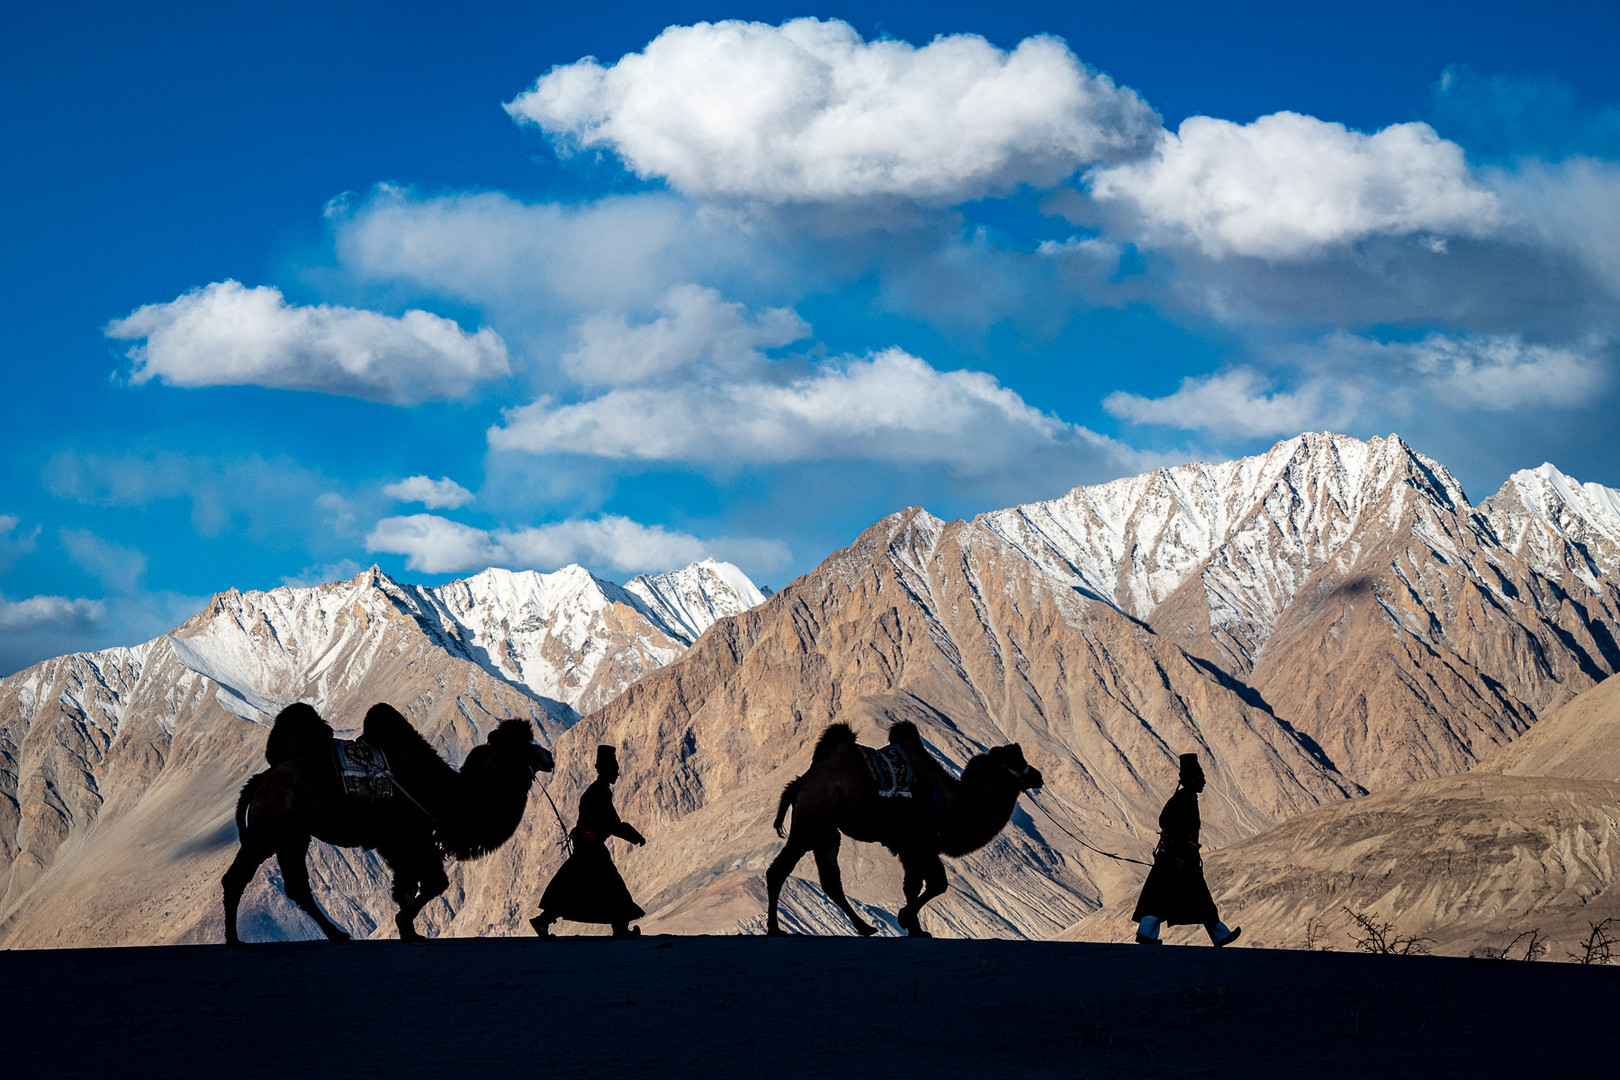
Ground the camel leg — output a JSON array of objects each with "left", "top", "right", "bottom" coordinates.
[
  {"left": 388, "top": 860, "right": 424, "bottom": 943},
  {"left": 765, "top": 832, "right": 813, "bottom": 936},
  {"left": 389, "top": 849, "right": 447, "bottom": 943},
  {"left": 900, "top": 852, "right": 949, "bottom": 938},
  {"left": 896, "top": 853, "right": 927, "bottom": 938},
  {"left": 221, "top": 841, "right": 272, "bottom": 947},
  {"left": 813, "top": 833, "right": 877, "bottom": 938},
  {"left": 276, "top": 839, "right": 350, "bottom": 942}
]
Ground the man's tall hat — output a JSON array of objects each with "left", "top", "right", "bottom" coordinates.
[
  {"left": 1179, "top": 752, "right": 1204, "bottom": 784},
  {"left": 596, "top": 744, "right": 618, "bottom": 772}
]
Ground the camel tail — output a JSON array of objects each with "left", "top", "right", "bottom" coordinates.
[
  {"left": 774, "top": 774, "right": 807, "bottom": 838},
  {"left": 235, "top": 773, "right": 265, "bottom": 838}
]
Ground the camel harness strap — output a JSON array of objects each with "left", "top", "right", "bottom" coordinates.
[
  {"left": 332, "top": 737, "right": 441, "bottom": 827},
  {"left": 1021, "top": 791, "right": 1153, "bottom": 867}
]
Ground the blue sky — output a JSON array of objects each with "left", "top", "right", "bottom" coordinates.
[{"left": 4, "top": 1, "right": 1620, "bottom": 675}]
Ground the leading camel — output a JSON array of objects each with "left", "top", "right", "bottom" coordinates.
[
  {"left": 222, "top": 702, "right": 553, "bottom": 945},
  {"left": 766, "top": 721, "right": 1042, "bottom": 937}
]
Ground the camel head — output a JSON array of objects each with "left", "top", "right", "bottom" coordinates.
[
  {"left": 985, "top": 743, "right": 1042, "bottom": 793},
  {"left": 486, "top": 718, "right": 555, "bottom": 777}
]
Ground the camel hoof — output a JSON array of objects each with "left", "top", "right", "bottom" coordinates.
[
  {"left": 855, "top": 922, "right": 879, "bottom": 938},
  {"left": 907, "top": 927, "right": 933, "bottom": 938},
  {"left": 766, "top": 926, "right": 791, "bottom": 937}
]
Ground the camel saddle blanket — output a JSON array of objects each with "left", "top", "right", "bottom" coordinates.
[
  {"left": 860, "top": 744, "right": 914, "bottom": 798},
  {"left": 334, "top": 737, "right": 394, "bottom": 799}
]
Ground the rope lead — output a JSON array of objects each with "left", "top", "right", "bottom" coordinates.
[{"left": 1021, "top": 791, "right": 1153, "bottom": 867}]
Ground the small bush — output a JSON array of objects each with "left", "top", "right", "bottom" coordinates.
[
  {"left": 1567, "top": 917, "right": 1616, "bottom": 966},
  {"left": 1342, "top": 906, "right": 1433, "bottom": 955},
  {"left": 1499, "top": 929, "right": 1547, "bottom": 961}
]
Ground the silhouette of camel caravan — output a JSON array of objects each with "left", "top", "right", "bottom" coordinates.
[
  {"left": 767, "top": 721, "right": 1042, "bottom": 937},
  {"left": 223, "top": 702, "right": 553, "bottom": 945}
]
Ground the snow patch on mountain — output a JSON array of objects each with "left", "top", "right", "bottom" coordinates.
[
  {"left": 976, "top": 432, "right": 1479, "bottom": 667},
  {"left": 160, "top": 559, "right": 769, "bottom": 722},
  {"left": 1480, "top": 463, "right": 1620, "bottom": 587},
  {"left": 625, "top": 558, "right": 768, "bottom": 642}
]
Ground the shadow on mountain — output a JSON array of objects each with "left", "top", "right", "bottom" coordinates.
[
  {"left": 1182, "top": 653, "right": 1350, "bottom": 784},
  {"left": 170, "top": 819, "right": 237, "bottom": 861}
]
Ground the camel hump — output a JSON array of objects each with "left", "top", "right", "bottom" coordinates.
[
  {"left": 361, "top": 703, "right": 457, "bottom": 786},
  {"left": 813, "top": 723, "right": 858, "bottom": 762},
  {"left": 265, "top": 703, "right": 334, "bottom": 765},
  {"left": 887, "top": 720, "right": 923, "bottom": 747}
]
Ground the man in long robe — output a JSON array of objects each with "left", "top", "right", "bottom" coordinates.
[
  {"left": 1131, "top": 753, "right": 1241, "bottom": 947},
  {"left": 531, "top": 745, "right": 646, "bottom": 939}
]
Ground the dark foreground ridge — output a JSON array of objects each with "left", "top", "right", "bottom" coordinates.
[{"left": 2, "top": 936, "right": 1612, "bottom": 1079}]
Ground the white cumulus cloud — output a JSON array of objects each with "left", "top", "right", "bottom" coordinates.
[
  {"left": 489, "top": 346, "right": 1120, "bottom": 475},
  {"left": 365, "top": 515, "right": 500, "bottom": 574},
  {"left": 507, "top": 17, "right": 1159, "bottom": 204},
  {"left": 1396, "top": 333, "right": 1607, "bottom": 409},
  {"left": 383, "top": 475, "right": 476, "bottom": 510},
  {"left": 332, "top": 188, "right": 729, "bottom": 318},
  {"left": 107, "top": 280, "right": 511, "bottom": 404},
  {"left": 1, "top": 515, "right": 41, "bottom": 572},
  {"left": 1088, "top": 112, "right": 1506, "bottom": 259},
  {"left": 60, "top": 529, "right": 147, "bottom": 594},
  {"left": 1490, "top": 157, "right": 1620, "bottom": 296},
  {"left": 0, "top": 594, "right": 107, "bottom": 635},
  {"left": 1105, "top": 333, "right": 1606, "bottom": 439},
  {"left": 366, "top": 513, "right": 790, "bottom": 577},
  {"left": 566, "top": 284, "right": 807, "bottom": 386},
  {"left": 280, "top": 560, "right": 365, "bottom": 588},
  {"left": 1105, "top": 368, "right": 1351, "bottom": 438}
]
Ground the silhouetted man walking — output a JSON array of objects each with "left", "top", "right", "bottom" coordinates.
[
  {"left": 532, "top": 745, "right": 646, "bottom": 940},
  {"left": 1132, "top": 752, "right": 1240, "bottom": 947}
]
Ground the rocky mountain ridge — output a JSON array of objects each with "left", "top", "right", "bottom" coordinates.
[
  {"left": 4, "top": 433, "right": 1619, "bottom": 952},
  {"left": 174, "top": 558, "right": 765, "bottom": 725},
  {"left": 0, "top": 558, "right": 763, "bottom": 943}
]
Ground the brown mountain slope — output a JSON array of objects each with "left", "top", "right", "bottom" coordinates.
[
  {"left": 987, "top": 434, "right": 1620, "bottom": 791},
  {"left": 1062, "top": 671, "right": 1620, "bottom": 956},
  {"left": 475, "top": 507, "right": 1356, "bottom": 940},
  {"left": 1064, "top": 771, "right": 1620, "bottom": 957},
  {"left": 1485, "top": 671, "right": 1620, "bottom": 780},
  {"left": 1240, "top": 505, "right": 1620, "bottom": 790},
  {"left": 0, "top": 597, "right": 565, "bottom": 948},
  {"left": 9, "top": 433, "right": 1620, "bottom": 950}
]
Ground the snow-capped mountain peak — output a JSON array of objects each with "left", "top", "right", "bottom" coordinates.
[
  {"left": 974, "top": 433, "right": 1487, "bottom": 669},
  {"left": 625, "top": 558, "right": 768, "bottom": 643},
  {"left": 161, "top": 559, "right": 769, "bottom": 725},
  {"left": 1479, "top": 463, "right": 1620, "bottom": 586}
]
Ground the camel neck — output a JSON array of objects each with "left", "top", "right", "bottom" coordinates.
[
  {"left": 440, "top": 756, "right": 535, "bottom": 860},
  {"left": 940, "top": 775, "right": 1020, "bottom": 857}
]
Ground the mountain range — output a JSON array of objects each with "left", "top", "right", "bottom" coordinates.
[
  {"left": 4, "top": 432, "right": 1619, "bottom": 953},
  {"left": 0, "top": 558, "right": 762, "bottom": 944}
]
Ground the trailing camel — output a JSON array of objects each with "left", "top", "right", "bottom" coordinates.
[
  {"left": 222, "top": 702, "right": 553, "bottom": 945},
  {"left": 766, "top": 721, "right": 1042, "bottom": 937}
]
